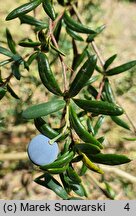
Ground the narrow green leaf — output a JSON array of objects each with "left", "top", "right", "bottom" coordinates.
[
  {"left": 102, "top": 181, "right": 116, "bottom": 200},
  {"left": 34, "top": 117, "right": 59, "bottom": 139},
  {"left": 11, "top": 61, "right": 21, "bottom": 80},
  {"left": 72, "top": 47, "right": 87, "bottom": 71},
  {"left": 64, "top": 11, "right": 96, "bottom": 34},
  {"left": 86, "top": 25, "right": 106, "bottom": 42},
  {"left": 103, "top": 78, "right": 115, "bottom": 103},
  {"left": 0, "top": 59, "right": 13, "bottom": 66},
  {"left": 111, "top": 116, "right": 130, "bottom": 130},
  {"left": 37, "top": 52, "right": 63, "bottom": 95},
  {"left": 35, "top": 173, "right": 68, "bottom": 199},
  {"left": 42, "top": 0, "right": 56, "bottom": 21},
  {"left": 27, "top": 52, "right": 38, "bottom": 66},
  {"left": 73, "top": 99, "right": 124, "bottom": 116},
  {"left": 106, "top": 60, "right": 136, "bottom": 76},
  {"left": 84, "top": 75, "right": 100, "bottom": 87},
  {"left": 87, "top": 85, "right": 98, "bottom": 99},
  {"left": 66, "top": 27, "right": 84, "bottom": 41},
  {"left": 79, "top": 163, "right": 87, "bottom": 176},
  {"left": 96, "top": 24, "right": 106, "bottom": 34},
  {"left": 19, "top": 14, "right": 47, "bottom": 28},
  {"left": 75, "top": 143, "right": 101, "bottom": 155},
  {"left": 53, "top": 18, "right": 62, "bottom": 42},
  {"left": 0, "top": 87, "right": 7, "bottom": 100},
  {"left": 7, "top": 85, "right": 20, "bottom": 99},
  {"left": 71, "top": 183, "right": 87, "bottom": 197},
  {"left": 6, "top": 0, "right": 42, "bottom": 21},
  {"left": 22, "top": 99, "right": 65, "bottom": 119},
  {"left": 69, "top": 105, "right": 103, "bottom": 149},
  {"left": 88, "top": 153, "right": 131, "bottom": 165},
  {"left": 6, "top": 28, "right": 16, "bottom": 54},
  {"left": 87, "top": 118, "right": 95, "bottom": 134},
  {"left": 50, "top": 43, "right": 65, "bottom": 56},
  {"left": 123, "top": 137, "right": 136, "bottom": 141},
  {"left": 0, "top": 46, "right": 14, "bottom": 58},
  {"left": 104, "top": 54, "right": 117, "bottom": 70},
  {"left": 67, "top": 167, "right": 81, "bottom": 184},
  {"left": 93, "top": 115, "right": 105, "bottom": 136},
  {"left": 19, "top": 41, "right": 41, "bottom": 48},
  {"left": 68, "top": 55, "right": 97, "bottom": 97}
]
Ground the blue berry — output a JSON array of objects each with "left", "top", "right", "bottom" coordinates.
[{"left": 27, "top": 134, "right": 59, "bottom": 166}]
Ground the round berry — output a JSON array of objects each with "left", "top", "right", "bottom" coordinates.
[{"left": 27, "top": 134, "right": 59, "bottom": 166}]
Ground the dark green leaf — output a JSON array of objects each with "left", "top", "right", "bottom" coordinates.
[
  {"left": 87, "top": 85, "right": 98, "bottom": 99},
  {"left": 72, "top": 47, "right": 87, "bottom": 71},
  {"left": 35, "top": 173, "right": 68, "bottom": 199},
  {"left": 93, "top": 115, "right": 105, "bottom": 136},
  {"left": 0, "top": 46, "right": 14, "bottom": 58},
  {"left": 27, "top": 52, "right": 38, "bottom": 66},
  {"left": 37, "top": 52, "right": 63, "bottom": 96},
  {"left": 6, "top": 0, "right": 42, "bottom": 21},
  {"left": 19, "top": 41, "right": 41, "bottom": 48},
  {"left": 79, "top": 163, "right": 87, "bottom": 176},
  {"left": 7, "top": 84, "right": 20, "bottom": 99},
  {"left": 104, "top": 54, "right": 117, "bottom": 70},
  {"left": 106, "top": 60, "right": 136, "bottom": 76},
  {"left": 69, "top": 105, "right": 103, "bottom": 149},
  {"left": 97, "top": 136, "right": 105, "bottom": 143},
  {"left": 22, "top": 99, "right": 65, "bottom": 119},
  {"left": 34, "top": 117, "right": 59, "bottom": 139},
  {"left": 53, "top": 18, "right": 62, "bottom": 42},
  {"left": 75, "top": 143, "right": 101, "bottom": 155},
  {"left": 19, "top": 14, "right": 47, "bottom": 28},
  {"left": 86, "top": 25, "right": 106, "bottom": 42},
  {"left": 84, "top": 75, "right": 100, "bottom": 87},
  {"left": 67, "top": 166, "right": 81, "bottom": 184},
  {"left": 64, "top": 11, "right": 96, "bottom": 34},
  {"left": 11, "top": 61, "right": 21, "bottom": 80},
  {"left": 66, "top": 27, "right": 84, "bottom": 41},
  {"left": 73, "top": 99, "right": 124, "bottom": 116},
  {"left": 0, "top": 87, "right": 7, "bottom": 100},
  {"left": 103, "top": 78, "right": 115, "bottom": 103},
  {"left": 87, "top": 118, "right": 95, "bottom": 134},
  {"left": 71, "top": 183, "right": 87, "bottom": 197},
  {"left": 50, "top": 43, "right": 65, "bottom": 56},
  {"left": 111, "top": 116, "right": 130, "bottom": 130},
  {"left": 42, "top": 0, "right": 56, "bottom": 21},
  {"left": 68, "top": 55, "right": 97, "bottom": 97},
  {"left": 6, "top": 28, "right": 16, "bottom": 54},
  {"left": 88, "top": 153, "right": 131, "bottom": 165}
]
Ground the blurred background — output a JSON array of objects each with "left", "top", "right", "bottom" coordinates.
[{"left": 0, "top": 0, "right": 136, "bottom": 199}]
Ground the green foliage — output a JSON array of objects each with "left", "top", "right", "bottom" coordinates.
[{"left": 1, "top": 0, "right": 135, "bottom": 200}]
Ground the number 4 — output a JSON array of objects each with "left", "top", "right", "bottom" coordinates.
[{"left": 124, "top": 203, "right": 130, "bottom": 211}]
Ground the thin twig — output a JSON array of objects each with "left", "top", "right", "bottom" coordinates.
[
  {"left": 91, "top": 41, "right": 105, "bottom": 67},
  {"left": 49, "top": 19, "right": 67, "bottom": 92},
  {"left": 115, "top": 96, "right": 136, "bottom": 134},
  {"left": 71, "top": 3, "right": 105, "bottom": 68},
  {"left": 96, "top": 76, "right": 105, "bottom": 100}
]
